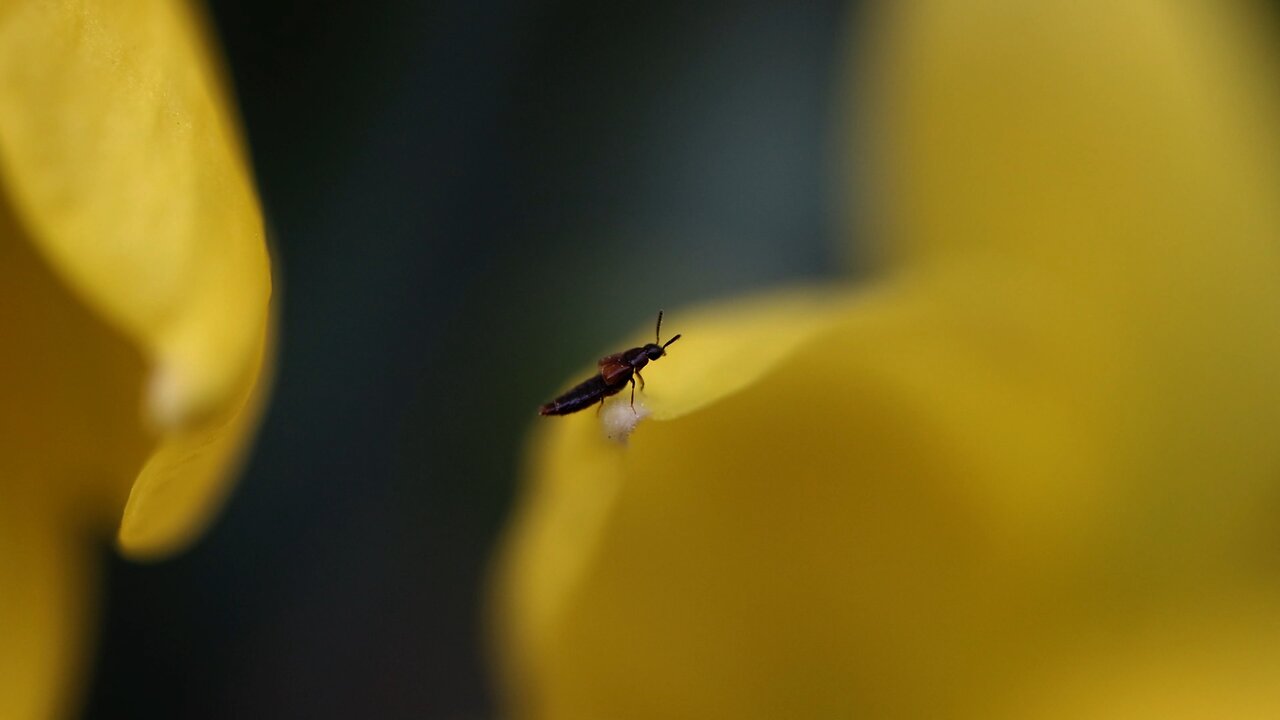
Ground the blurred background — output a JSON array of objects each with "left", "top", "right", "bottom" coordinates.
[{"left": 83, "top": 1, "right": 853, "bottom": 717}]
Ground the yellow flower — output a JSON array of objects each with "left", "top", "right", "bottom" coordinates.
[
  {"left": 494, "top": 1, "right": 1280, "bottom": 718},
  {"left": 0, "top": 2, "right": 271, "bottom": 718}
]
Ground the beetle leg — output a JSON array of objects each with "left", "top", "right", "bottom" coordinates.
[
  {"left": 596, "top": 397, "right": 605, "bottom": 416},
  {"left": 635, "top": 369, "right": 645, "bottom": 391},
  {"left": 629, "top": 377, "right": 638, "bottom": 415}
]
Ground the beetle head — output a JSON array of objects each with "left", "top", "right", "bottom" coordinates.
[{"left": 643, "top": 333, "right": 681, "bottom": 360}]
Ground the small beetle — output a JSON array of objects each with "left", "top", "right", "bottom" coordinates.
[{"left": 539, "top": 311, "right": 681, "bottom": 416}]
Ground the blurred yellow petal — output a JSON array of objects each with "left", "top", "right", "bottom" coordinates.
[
  {"left": 0, "top": 1, "right": 270, "bottom": 717},
  {"left": 0, "top": 196, "right": 144, "bottom": 720},
  {"left": 0, "top": 496, "right": 95, "bottom": 720},
  {"left": 0, "top": 0, "right": 273, "bottom": 556},
  {"left": 497, "top": 287, "right": 861, "bottom": 683},
  {"left": 496, "top": 0, "right": 1280, "bottom": 717},
  {"left": 118, "top": 319, "right": 273, "bottom": 556}
]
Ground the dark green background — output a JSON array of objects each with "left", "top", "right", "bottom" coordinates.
[{"left": 84, "top": 2, "right": 850, "bottom": 717}]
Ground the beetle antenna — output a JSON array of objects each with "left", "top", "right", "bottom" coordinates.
[
  {"left": 663, "top": 333, "right": 681, "bottom": 349},
  {"left": 655, "top": 310, "right": 664, "bottom": 344}
]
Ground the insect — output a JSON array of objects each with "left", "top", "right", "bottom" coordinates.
[{"left": 539, "top": 311, "right": 681, "bottom": 416}]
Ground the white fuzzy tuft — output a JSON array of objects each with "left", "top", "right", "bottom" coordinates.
[
  {"left": 145, "top": 359, "right": 188, "bottom": 430},
  {"left": 600, "top": 397, "right": 649, "bottom": 444}
]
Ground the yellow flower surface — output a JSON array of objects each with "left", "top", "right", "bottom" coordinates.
[
  {"left": 0, "top": 2, "right": 271, "bottom": 717},
  {"left": 495, "top": 1, "right": 1280, "bottom": 718}
]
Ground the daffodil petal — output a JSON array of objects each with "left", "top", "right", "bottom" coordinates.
[
  {"left": 497, "top": 287, "right": 857, "bottom": 668},
  {"left": 865, "top": 0, "right": 1280, "bottom": 564},
  {"left": 500, "top": 299, "right": 953, "bottom": 717},
  {"left": 0, "top": 0, "right": 271, "bottom": 431},
  {"left": 0, "top": 208, "right": 148, "bottom": 720},
  {"left": 500, "top": 292, "right": 1075, "bottom": 718},
  {"left": 117, "top": 321, "right": 272, "bottom": 557},
  {"left": 0, "top": 500, "right": 95, "bottom": 720},
  {"left": 0, "top": 201, "right": 153, "bottom": 516},
  {"left": 0, "top": 1, "right": 274, "bottom": 557},
  {"left": 1019, "top": 604, "right": 1280, "bottom": 719},
  {"left": 497, "top": 0, "right": 1280, "bottom": 716},
  {"left": 867, "top": 0, "right": 1280, "bottom": 268},
  {"left": 501, "top": 278, "right": 1280, "bottom": 718}
]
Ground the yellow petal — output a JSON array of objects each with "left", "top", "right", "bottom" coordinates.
[
  {"left": 864, "top": 0, "right": 1280, "bottom": 269},
  {"left": 117, "top": 319, "right": 273, "bottom": 557},
  {"left": 495, "top": 0, "right": 1280, "bottom": 717},
  {"left": 0, "top": 204, "right": 142, "bottom": 720},
  {"left": 0, "top": 0, "right": 270, "bottom": 432},
  {"left": 0, "top": 494, "right": 95, "bottom": 720},
  {"left": 0, "top": 1, "right": 274, "bottom": 556},
  {"left": 496, "top": 287, "right": 860, "bottom": 687}
]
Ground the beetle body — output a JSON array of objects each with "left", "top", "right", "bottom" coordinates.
[
  {"left": 539, "top": 313, "right": 680, "bottom": 416},
  {"left": 537, "top": 374, "right": 617, "bottom": 416}
]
